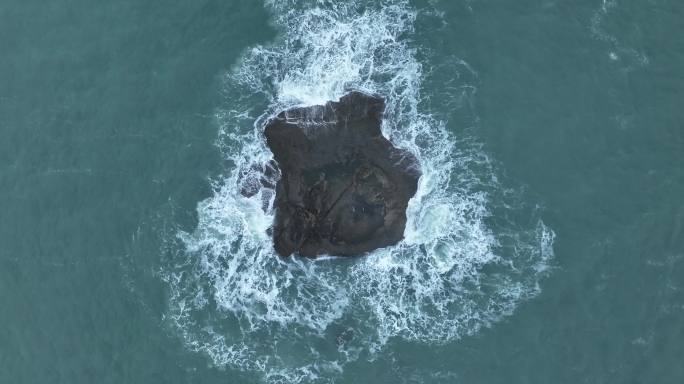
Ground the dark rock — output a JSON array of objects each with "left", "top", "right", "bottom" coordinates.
[
  {"left": 264, "top": 91, "right": 421, "bottom": 257},
  {"left": 239, "top": 160, "right": 280, "bottom": 198}
]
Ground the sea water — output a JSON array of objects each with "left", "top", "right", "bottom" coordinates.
[
  {"left": 163, "top": 1, "right": 552, "bottom": 382},
  {"left": 2, "top": 0, "right": 683, "bottom": 383}
]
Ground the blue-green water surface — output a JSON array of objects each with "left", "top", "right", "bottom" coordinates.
[{"left": 1, "top": 1, "right": 683, "bottom": 383}]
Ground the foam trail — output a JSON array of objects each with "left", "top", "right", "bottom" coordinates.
[
  {"left": 161, "top": 0, "right": 555, "bottom": 382},
  {"left": 590, "top": 0, "right": 649, "bottom": 71}
]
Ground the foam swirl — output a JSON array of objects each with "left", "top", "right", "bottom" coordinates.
[{"left": 161, "top": 1, "right": 555, "bottom": 382}]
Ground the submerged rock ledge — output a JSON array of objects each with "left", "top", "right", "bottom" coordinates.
[{"left": 264, "top": 91, "right": 421, "bottom": 257}]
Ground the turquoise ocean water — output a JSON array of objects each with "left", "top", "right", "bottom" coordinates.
[{"left": 1, "top": 1, "right": 683, "bottom": 383}]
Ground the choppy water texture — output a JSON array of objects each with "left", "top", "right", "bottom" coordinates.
[{"left": 2, "top": 0, "right": 683, "bottom": 383}]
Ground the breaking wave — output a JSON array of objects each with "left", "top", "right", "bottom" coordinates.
[{"left": 161, "top": 0, "right": 554, "bottom": 382}]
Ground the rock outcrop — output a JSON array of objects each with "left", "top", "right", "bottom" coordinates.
[{"left": 264, "top": 91, "right": 420, "bottom": 257}]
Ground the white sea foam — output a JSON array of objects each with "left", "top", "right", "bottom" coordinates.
[{"left": 162, "top": 0, "right": 555, "bottom": 382}]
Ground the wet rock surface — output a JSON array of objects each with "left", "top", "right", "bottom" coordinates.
[{"left": 264, "top": 91, "right": 420, "bottom": 257}]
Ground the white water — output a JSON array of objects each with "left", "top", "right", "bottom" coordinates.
[{"left": 162, "top": 1, "right": 555, "bottom": 382}]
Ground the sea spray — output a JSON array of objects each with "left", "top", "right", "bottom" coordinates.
[{"left": 161, "top": 0, "right": 555, "bottom": 382}]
